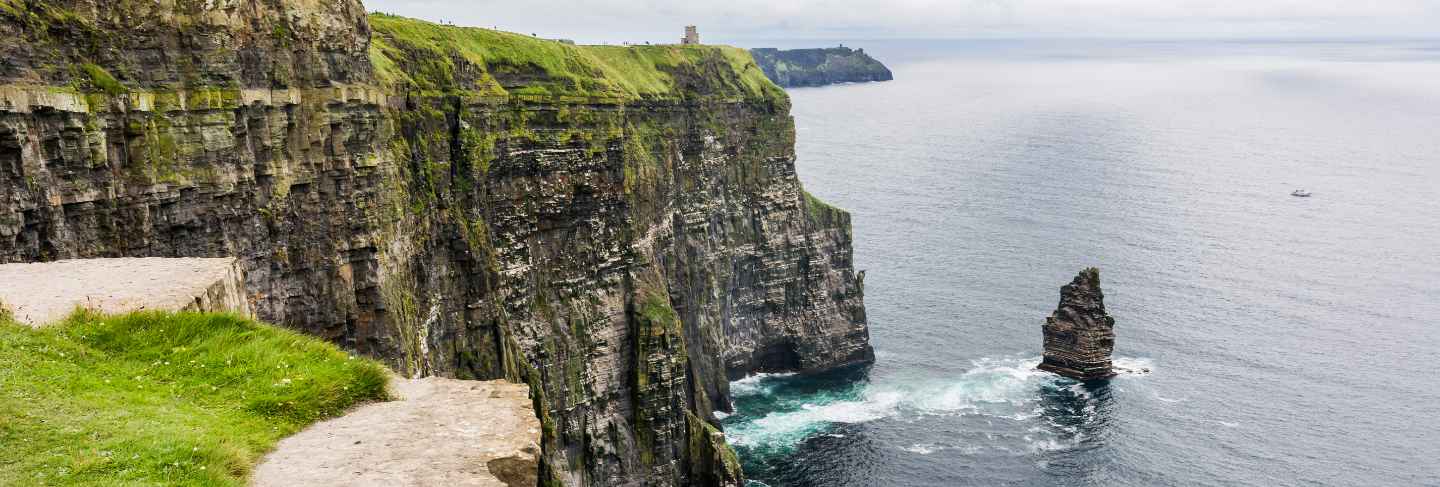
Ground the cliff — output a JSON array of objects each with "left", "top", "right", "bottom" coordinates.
[
  {"left": 0, "top": 2, "right": 872, "bottom": 486},
  {"left": 1038, "top": 268, "right": 1116, "bottom": 380},
  {"left": 749, "top": 47, "right": 893, "bottom": 88}
]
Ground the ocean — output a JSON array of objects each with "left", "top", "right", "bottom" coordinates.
[{"left": 718, "top": 39, "right": 1440, "bottom": 486}]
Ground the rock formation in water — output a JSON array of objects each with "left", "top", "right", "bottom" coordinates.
[
  {"left": 0, "top": 2, "right": 872, "bottom": 485},
  {"left": 749, "top": 47, "right": 894, "bottom": 88},
  {"left": 1038, "top": 268, "right": 1116, "bottom": 380}
]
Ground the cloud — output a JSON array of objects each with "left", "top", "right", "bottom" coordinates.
[{"left": 365, "top": 0, "right": 1440, "bottom": 42}]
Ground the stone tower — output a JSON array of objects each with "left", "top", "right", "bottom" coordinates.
[
  {"left": 682, "top": 25, "right": 700, "bottom": 45},
  {"left": 1038, "top": 268, "right": 1117, "bottom": 380}
]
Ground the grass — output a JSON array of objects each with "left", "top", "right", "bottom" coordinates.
[
  {"left": 367, "top": 13, "right": 784, "bottom": 102},
  {"left": 0, "top": 311, "right": 390, "bottom": 486},
  {"left": 78, "top": 63, "right": 126, "bottom": 96},
  {"left": 802, "top": 189, "right": 846, "bottom": 226}
]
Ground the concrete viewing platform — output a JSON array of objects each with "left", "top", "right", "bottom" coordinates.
[{"left": 0, "top": 257, "right": 251, "bottom": 326}]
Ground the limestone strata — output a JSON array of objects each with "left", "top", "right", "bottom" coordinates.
[
  {"left": 1039, "top": 268, "right": 1117, "bottom": 380},
  {"left": 0, "top": 3, "right": 872, "bottom": 486},
  {"left": 0, "top": 257, "right": 251, "bottom": 326},
  {"left": 749, "top": 47, "right": 894, "bottom": 88}
]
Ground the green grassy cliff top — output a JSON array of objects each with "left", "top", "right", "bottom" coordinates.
[
  {"left": 368, "top": 13, "right": 785, "bottom": 103},
  {"left": 0, "top": 311, "right": 389, "bottom": 486}
]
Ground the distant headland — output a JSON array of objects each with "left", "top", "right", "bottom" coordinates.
[{"left": 749, "top": 46, "right": 894, "bottom": 88}]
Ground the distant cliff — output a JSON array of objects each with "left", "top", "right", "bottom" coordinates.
[
  {"left": 0, "top": 2, "right": 872, "bottom": 486},
  {"left": 750, "top": 47, "right": 894, "bottom": 88}
]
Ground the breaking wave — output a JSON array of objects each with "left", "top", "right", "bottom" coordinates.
[
  {"left": 729, "top": 372, "right": 797, "bottom": 398},
  {"left": 723, "top": 356, "right": 1152, "bottom": 454}
]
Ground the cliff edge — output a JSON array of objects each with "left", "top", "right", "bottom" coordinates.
[
  {"left": 254, "top": 377, "right": 540, "bottom": 487},
  {"left": 0, "top": 2, "right": 872, "bottom": 486}
]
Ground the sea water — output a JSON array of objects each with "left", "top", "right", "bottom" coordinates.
[{"left": 720, "top": 39, "right": 1440, "bottom": 486}]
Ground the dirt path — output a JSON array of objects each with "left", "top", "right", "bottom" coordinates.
[{"left": 252, "top": 377, "right": 539, "bottom": 487}]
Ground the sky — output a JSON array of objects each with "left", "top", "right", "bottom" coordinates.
[{"left": 365, "top": 0, "right": 1440, "bottom": 44}]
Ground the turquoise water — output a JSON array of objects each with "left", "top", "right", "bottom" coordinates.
[{"left": 722, "top": 40, "right": 1440, "bottom": 486}]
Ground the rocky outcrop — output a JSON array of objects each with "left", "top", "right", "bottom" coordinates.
[
  {"left": 253, "top": 377, "right": 540, "bottom": 487},
  {"left": 0, "top": 3, "right": 871, "bottom": 486},
  {"left": 749, "top": 47, "right": 893, "bottom": 88},
  {"left": 0, "top": 257, "right": 251, "bottom": 326},
  {"left": 1039, "top": 268, "right": 1116, "bottom": 380}
]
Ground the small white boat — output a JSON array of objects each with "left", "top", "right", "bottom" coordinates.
[{"left": 1291, "top": 189, "right": 1312, "bottom": 197}]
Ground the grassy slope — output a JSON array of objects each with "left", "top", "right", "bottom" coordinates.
[
  {"left": 0, "top": 311, "right": 389, "bottom": 486},
  {"left": 367, "top": 13, "right": 784, "bottom": 102}
]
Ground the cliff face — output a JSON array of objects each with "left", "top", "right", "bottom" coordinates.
[
  {"left": 749, "top": 47, "right": 893, "bottom": 88},
  {"left": 0, "top": 3, "right": 872, "bottom": 486}
]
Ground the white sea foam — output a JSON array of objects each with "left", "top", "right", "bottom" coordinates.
[
  {"left": 1024, "top": 433, "right": 1083, "bottom": 453},
  {"left": 903, "top": 443, "right": 942, "bottom": 454},
  {"left": 725, "top": 356, "right": 1155, "bottom": 452},
  {"left": 1112, "top": 356, "right": 1155, "bottom": 375},
  {"left": 729, "top": 372, "right": 797, "bottom": 397}
]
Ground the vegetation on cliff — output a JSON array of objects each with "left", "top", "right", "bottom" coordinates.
[
  {"left": 0, "top": 3, "right": 867, "bottom": 486},
  {"left": 368, "top": 13, "right": 785, "bottom": 102},
  {"left": 0, "top": 311, "right": 389, "bottom": 486}
]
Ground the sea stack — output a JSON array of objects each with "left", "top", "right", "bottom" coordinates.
[{"left": 1039, "top": 268, "right": 1117, "bottom": 380}]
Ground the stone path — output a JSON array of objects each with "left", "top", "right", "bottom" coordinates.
[
  {"left": 252, "top": 377, "right": 540, "bottom": 487},
  {"left": 0, "top": 257, "right": 250, "bottom": 326}
]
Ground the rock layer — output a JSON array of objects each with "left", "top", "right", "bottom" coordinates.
[
  {"left": 0, "top": 3, "right": 872, "bottom": 486},
  {"left": 749, "top": 47, "right": 894, "bottom": 88},
  {"left": 1038, "top": 268, "right": 1116, "bottom": 380}
]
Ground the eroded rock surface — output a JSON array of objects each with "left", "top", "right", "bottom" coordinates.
[
  {"left": 1038, "top": 268, "right": 1116, "bottom": 380},
  {"left": 252, "top": 378, "right": 539, "bottom": 487},
  {"left": 0, "top": 257, "right": 250, "bottom": 325}
]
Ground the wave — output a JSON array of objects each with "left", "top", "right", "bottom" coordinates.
[
  {"left": 903, "top": 443, "right": 942, "bottom": 455},
  {"left": 724, "top": 356, "right": 1153, "bottom": 453},
  {"left": 729, "top": 372, "right": 797, "bottom": 398}
]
